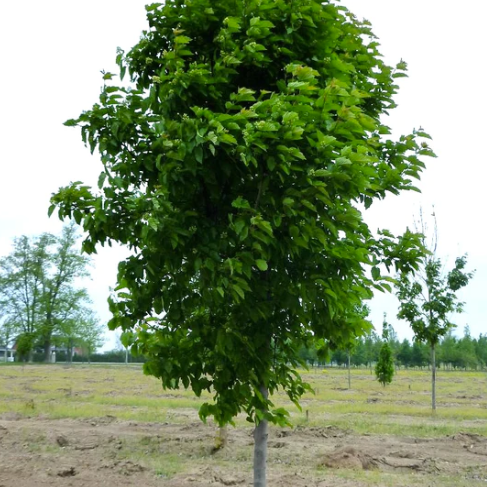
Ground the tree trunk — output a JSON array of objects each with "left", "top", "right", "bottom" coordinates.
[
  {"left": 214, "top": 425, "right": 228, "bottom": 451},
  {"left": 347, "top": 350, "right": 351, "bottom": 389},
  {"left": 431, "top": 343, "right": 436, "bottom": 412},
  {"left": 44, "top": 339, "right": 51, "bottom": 363},
  {"left": 253, "top": 385, "right": 268, "bottom": 487}
]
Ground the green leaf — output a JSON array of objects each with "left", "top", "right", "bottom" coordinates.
[
  {"left": 174, "top": 35, "right": 192, "bottom": 45},
  {"left": 371, "top": 266, "right": 380, "bottom": 281},
  {"left": 64, "top": 119, "right": 78, "bottom": 127},
  {"left": 255, "top": 259, "right": 268, "bottom": 271},
  {"left": 232, "top": 196, "right": 251, "bottom": 209},
  {"left": 233, "top": 284, "right": 245, "bottom": 299}
]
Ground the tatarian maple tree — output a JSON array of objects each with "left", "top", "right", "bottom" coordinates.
[{"left": 51, "top": 1, "right": 433, "bottom": 485}]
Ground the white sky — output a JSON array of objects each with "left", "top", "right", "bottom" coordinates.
[{"left": 0, "top": 1, "right": 485, "bottom": 349}]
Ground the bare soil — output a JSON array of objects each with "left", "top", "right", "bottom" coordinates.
[{"left": 1, "top": 414, "right": 487, "bottom": 486}]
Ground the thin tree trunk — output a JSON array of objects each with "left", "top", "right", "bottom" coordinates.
[
  {"left": 431, "top": 343, "right": 436, "bottom": 412},
  {"left": 253, "top": 385, "right": 268, "bottom": 487},
  {"left": 214, "top": 425, "right": 228, "bottom": 451},
  {"left": 347, "top": 350, "right": 351, "bottom": 389}
]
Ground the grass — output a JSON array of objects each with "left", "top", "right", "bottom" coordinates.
[
  {"left": 2, "top": 364, "right": 487, "bottom": 486},
  {"left": 1, "top": 363, "right": 487, "bottom": 438}
]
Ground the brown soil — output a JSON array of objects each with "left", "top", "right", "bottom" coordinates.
[{"left": 1, "top": 416, "right": 487, "bottom": 487}]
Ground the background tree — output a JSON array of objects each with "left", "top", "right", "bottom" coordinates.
[
  {"left": 396, "top": 212, "right": 474, "bottom": 410},
  {"left": 397, "top": 339, "right": 412, "bottom": 369},
  {"left": 0, "top": 234, "right": 49, "bottom": 361},
  {"left": 475, "top": 334, "right": 487, "bottom": 369},
  {"left": 375, "top": 315, "right": 395, "bottom": 386},
  {"left": 0, "top": 318, "right": 15, "bottom": 362},
  {"left": 362, "top": 331, "right": 382, "bottom": 370},
  {"left": 456, "top": 326, "right": 478, "bottom": 370},
  {"left": 38, "top": 224, "right": 92, "bottom": 361},
  {"left": 51, "top": 0, "right": 432, "bottom": 485},
  {"left": 350, "top": 337, "right": 368, "bottom": 368},
  {"left": 57, "top": 305, "right": 104, "bottom": 363},
  {"left": 437, "top": 331, "right": 458, "bottom": 369},
  {"left": 0, "top": 225, "right": 98, "bottom": 362}
]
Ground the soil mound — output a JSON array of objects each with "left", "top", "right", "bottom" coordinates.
[{"left": 320, "top": 446, "right": 376, "bottom": 470}]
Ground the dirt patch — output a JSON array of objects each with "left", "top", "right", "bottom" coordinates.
[
  {"left": 1, "top": 417, "right": 487, "bottom": 486},
  {"left": 320, "top": 446, "right": 376, "bottom": 470}
]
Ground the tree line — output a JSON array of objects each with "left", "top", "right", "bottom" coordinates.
[
  {"left": 0, "top": 224, "right": 104, "bottom": 362},
  {"left": 299, "top": 326, "right": 486, "bottom": 371}
]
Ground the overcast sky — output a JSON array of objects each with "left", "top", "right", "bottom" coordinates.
[{"left": 0, "top": 1, "right": 485, "bottom": 349}]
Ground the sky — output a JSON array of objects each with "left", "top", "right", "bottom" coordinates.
[{"left": 0, "top": 1, "right": 485, "bottom": 349}]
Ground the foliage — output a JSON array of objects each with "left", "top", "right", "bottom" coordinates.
[
  {"left": 395, "top": 209, "right": 474, "bottom": 411},
  {"left": 396, "top": 255, "right": 474, "bottom": 347},
  {"left": 396, "top": 339, "right": 412, "bottom": 367},
  {"left": 53, "top": 349, "right": 146, "bottom": 363},
  {"left": 375, "top": 316, "right": 395, "bottom": 386},
  {"left": 51, "top": 0, "right": 432, "bottom": 434},
  {"left": 0, "top": 225, "right": 103, "bottom": 360},
  {"left": 56, "top": 307, "right": 105, "bottom": 360},
  {"left": 375, "top": 342, "right": 394, "bottom": 386},
  {"left": 0, "top": 318, "right": 15, "bottom": 348},
  {"left": 300, "top": 326, "right": 487, "bottom": 371}
]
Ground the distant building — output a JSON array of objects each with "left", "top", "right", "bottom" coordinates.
[{"left": 0, "top": 346, "right": 15, "bottom": 362}]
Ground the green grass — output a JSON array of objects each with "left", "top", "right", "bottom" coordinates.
[{"left": 1, "top": 364, "right": 487, "bottom": 438}]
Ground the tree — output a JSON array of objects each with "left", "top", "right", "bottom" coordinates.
[
  {"left": 57, "top": 306, "right": 105, "bottom": 362},
  {"left": 375, "top": 315, "right": 395, "bottom": 386},
  {"left": 396, "top": 217, "right": 474, "bottom": 409},
  {"left": 396, "top": 339, "right": 412, "bottom": 368},
  {"left": 410, "top": 340, "right": 429, "bottom": 368},
  {"left": 456, "top": 326, "right": 478, "bottom": 370},
  {"left": 362, "top": 331, "right": 382, "bottom": 369},
  {"left": 475, "top": 334, "right": 487, "bottom": 369},
  {"left": 345, "top": 305, "right": 370, "bottom": 388},
  {"left": 50, "top": 1, "right": 432, "bottom": 485},
  {"left": 0, "top": 318, "right": 15, "bottom": 362},
  {"left": 0, "top": 234, "right": 49, "bottom": 361},
  {"left": 0, "top": 225, "right": 97, "bottom": 362},
  {"left": 437, "top": 331, "right": 459, "bottom": 369}
]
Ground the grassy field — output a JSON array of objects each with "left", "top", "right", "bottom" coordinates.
[
  {"left": 1, "top": 363, "right": 487, "bottom": 437},
  {"left": 1, "top": 364, "right": 487, "bottom": 486}
]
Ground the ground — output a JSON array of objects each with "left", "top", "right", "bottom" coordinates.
[{"left": 1, "top": 364, "right": 487, "bottom": 486}]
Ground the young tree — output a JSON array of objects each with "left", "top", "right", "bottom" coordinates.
[
  {"left": 375, "top": 315, "right": 395, "bottom": 386},
  {"left": 396, "top": 252, "right": 474, "bottom": 410},
  {"left": 346, "top": 305, "right": 370, "bottom": 388},
  {"left": 51, "top": 1, "right": 432, "bottom": 484}
]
